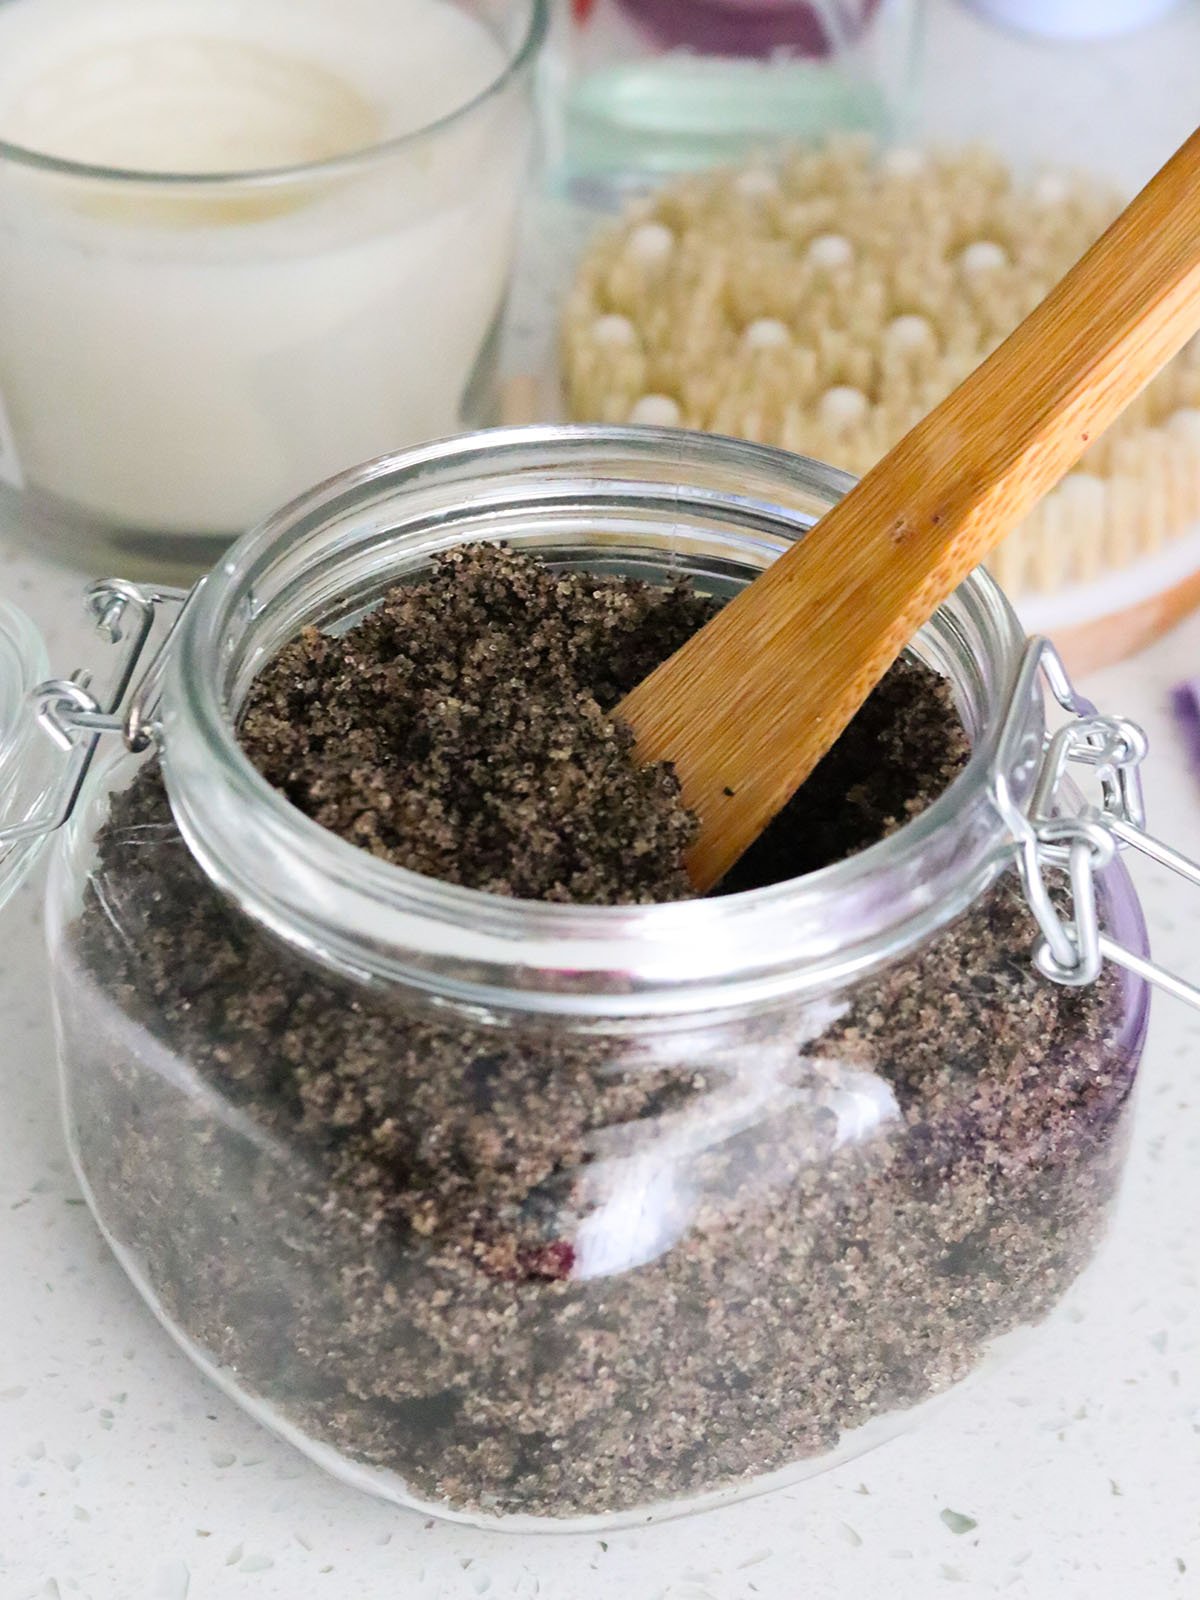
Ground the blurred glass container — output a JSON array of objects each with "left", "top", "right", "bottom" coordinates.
[
  {"left": 550, "top": 0, "right": 920, "bottom": 205},
  {"left": 0, "top": 0, "right": 546, "bottom": 580}
]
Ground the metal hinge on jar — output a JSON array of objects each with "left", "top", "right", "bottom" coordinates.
[
  {"left": 993, "top": 635, "right": 1200, "bottom": 1011},
  {"left": 0, "top": 579, "right": 192, "bottom": 853}
]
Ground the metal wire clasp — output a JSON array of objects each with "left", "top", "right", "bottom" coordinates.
[
  {"left": 994, "top": 636, "right": 1200, "bottom": 1011},
  {"left": 0, "top": 579, "right": 193, "bottom": 850}
]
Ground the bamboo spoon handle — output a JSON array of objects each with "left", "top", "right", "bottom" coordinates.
[{"left": 617, "top": 126, "right": 1200, "bottom": 892}]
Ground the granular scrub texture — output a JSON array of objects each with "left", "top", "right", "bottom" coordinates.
[{"left": 64, "top": 544, "right": 1138, "bottom": 1522}]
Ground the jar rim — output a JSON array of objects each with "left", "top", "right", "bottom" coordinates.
[
  {"left": 162, "top": 425, "right": 1033, "bottom": 1016},
  {"left": 0, "top": 0, "right": 547, "bottom": 188}
]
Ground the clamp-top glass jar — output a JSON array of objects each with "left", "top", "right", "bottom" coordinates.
[{"left": 2, "top": 426, "right": 1195, "bottom": 1531}]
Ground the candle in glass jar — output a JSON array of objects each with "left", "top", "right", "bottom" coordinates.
[{"left": 0, "top": 0, "right": 535, "bottom": 551}]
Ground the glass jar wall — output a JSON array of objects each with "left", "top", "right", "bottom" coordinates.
[{"left": 45, "top": 429, "right": 1149, "bottom": 1529}]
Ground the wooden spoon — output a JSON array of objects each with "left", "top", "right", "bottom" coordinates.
[{"left": 617, "top": 126, "right": 1200, "bottom": 891}]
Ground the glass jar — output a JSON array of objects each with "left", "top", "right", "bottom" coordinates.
[
  {"left": 0, "top": 0, "right": 546, "bottom": 580},
  {"left": 549, "top": 0, "right": 920, "bottom": 204},
  {"left": 3, "top": 426, "right": 1192, "bottom": 1531}
]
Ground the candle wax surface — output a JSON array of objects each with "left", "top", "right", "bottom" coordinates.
[
  {"left": 0, "top": 0, "right": 503, "bottom": 175},
  {"left": 0, "top": 0, "right": 526, "bottom": 541}
]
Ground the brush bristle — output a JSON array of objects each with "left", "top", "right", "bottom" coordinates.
[{"left": 563, "top": 138, "right": 1200, "bottom": 598}]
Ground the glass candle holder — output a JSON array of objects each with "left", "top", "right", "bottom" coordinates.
[{"left": 0, "top": 0, "right": 547, "bottom": 577}]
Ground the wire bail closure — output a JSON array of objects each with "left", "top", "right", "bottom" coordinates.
[
  {"left": 994, "top": 635, "right": 1200, "bottom": 1011},
  {"left": 0, "top": 579, "right": 192, "bottom": 852}
]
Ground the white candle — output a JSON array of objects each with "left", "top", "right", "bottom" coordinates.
[{"left": 0, "top": 0, "right": 537, "bottom": 548}]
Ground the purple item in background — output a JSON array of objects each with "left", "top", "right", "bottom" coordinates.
[
  {"left": 1171, "top": 680, "right": 1200, "bottom": 778},
  {"left": 613, "top": 0, "right": 882, "bottom": 56}
]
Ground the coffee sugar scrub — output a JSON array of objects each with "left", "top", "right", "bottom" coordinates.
[{"left": 64, "top": 543, "right": 1138, "bottom": 1524}]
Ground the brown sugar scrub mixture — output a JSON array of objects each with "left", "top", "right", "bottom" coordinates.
[{"left": 66, "top": 544, "right": 1137, "bottom": 1521}]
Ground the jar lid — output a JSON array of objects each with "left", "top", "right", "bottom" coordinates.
[{"left": 0, "top": 598, "right": 54, "bottom": 912}]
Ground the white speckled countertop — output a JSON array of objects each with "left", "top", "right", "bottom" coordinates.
[{"left": 3, "top": 3, "right": 1200, "bottom": 1595}]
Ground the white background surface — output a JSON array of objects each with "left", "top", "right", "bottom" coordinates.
[{"left": 3, "top": 2, "right": 1200, "bottom": 1595}]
